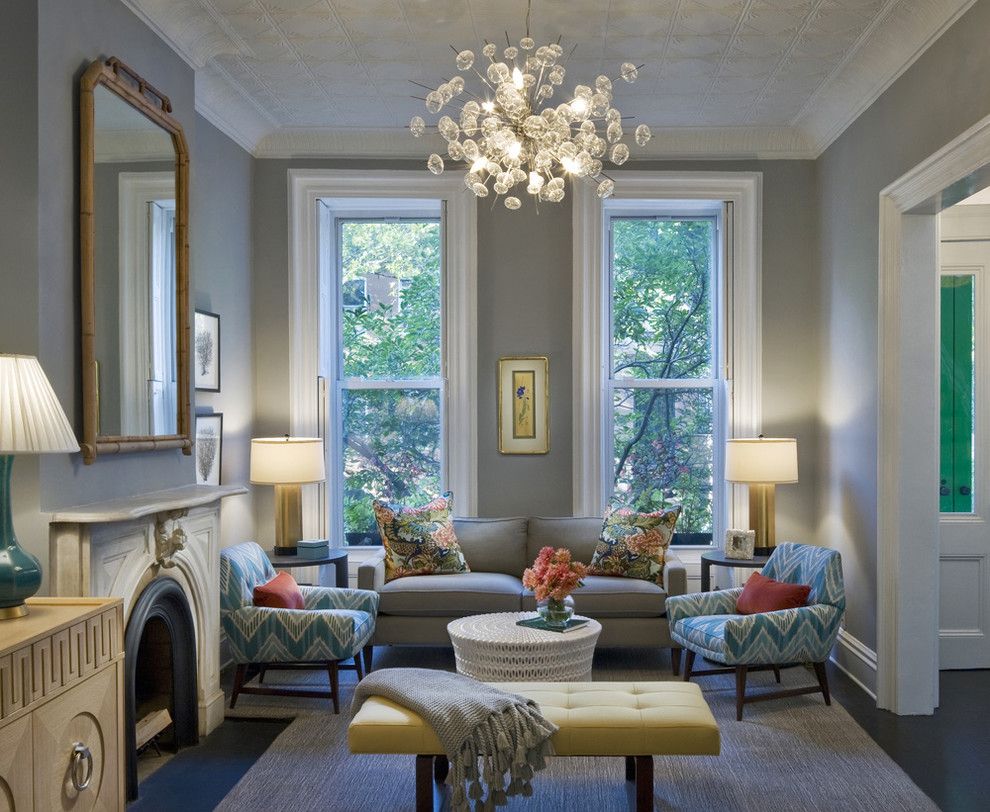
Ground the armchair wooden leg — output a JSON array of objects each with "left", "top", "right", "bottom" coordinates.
[
  {"left": 258, "top": 665, "right": 267, "bottom": 684},
  {"left": 354, "top": 653, "right": 364, "bottom": 680},
  {"left": 813, "top": 661, "right": 831, "bottom": 706},
  {"left": 328, "top": 661, "right": 340, "bottom": 714},
  {"left": 682, "top": 650, "right": 696, "bottom": 682},
  {"left": 735, "top": 665, "right": 748, "bottom": 721},
  {"left": 772, "top": 666, "right": 781, "bottom": 684},
  {"left": 362, "top": 644, "right": 374, "bottom": 674},
  {"left": 230, "top": 664, "right": 247, "bottom": 709},
  {"left": 670, "top": 648, "right": 681, "bottom": 677}
]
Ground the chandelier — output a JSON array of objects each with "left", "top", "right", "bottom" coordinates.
[{"left": 409, "top": 6, "right": 650, "bottom": 209}]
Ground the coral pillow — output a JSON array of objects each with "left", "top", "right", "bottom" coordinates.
[
  {"left": 253, "top": 571, "right": 305, "bottom": 610},
  {"left": 736, "top": 572, "right": 811, "bottom": 615}
]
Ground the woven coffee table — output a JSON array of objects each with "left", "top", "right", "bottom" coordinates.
[{"left": 447, "top": 612, "right": 602, "bottom": 682}]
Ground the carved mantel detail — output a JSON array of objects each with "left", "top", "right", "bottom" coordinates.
[{"left": 154, "top": 509, "right": 188, "bottom": 569}]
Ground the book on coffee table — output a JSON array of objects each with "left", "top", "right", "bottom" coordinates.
[{"left": 516, "top": 616, "right": 591, "bottom": 634}]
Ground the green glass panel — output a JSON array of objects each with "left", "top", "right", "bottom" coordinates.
[{"left": 939, "top": 275, "right": 975, "bottom": 513}]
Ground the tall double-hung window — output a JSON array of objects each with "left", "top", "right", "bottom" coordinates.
[
  {"left": 605, "top": 201, "right": 726, "bottom": 546},
  {"left": 325, "top": 204, "right": 444, "bottom": 545}
]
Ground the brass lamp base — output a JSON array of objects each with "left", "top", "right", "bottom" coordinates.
[
  {"left": 748, "top": 483, "right": 777, "bottom": 555},
  {"left": 0, "top": 604, "right": 28, "bottom": 620},
  {"left": 273, "top": 482, "right": 303, "bottom": 556}
]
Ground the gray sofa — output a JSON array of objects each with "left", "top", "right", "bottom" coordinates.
[{"left": 357, "top": 516, "right": 686, "bottom": 650}]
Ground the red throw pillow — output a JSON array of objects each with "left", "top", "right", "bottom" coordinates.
[
  {"left": 253, "top": 571, "right": 305, "bottom": 610},
  {"left": 735, "top": 572, "right": 811, "bottom": 615}
]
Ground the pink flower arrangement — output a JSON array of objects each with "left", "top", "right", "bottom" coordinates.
[{"left": 522, "top": 546, "right": 587, "bottom": 603}]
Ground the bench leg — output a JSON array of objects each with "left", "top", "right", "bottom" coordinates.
[
  {"left": 625, "top": 755, "right": 636, "bottom": 781},
  {"left": 635, "top": 755, "right": 654, "bottom": 811},
  {"left": 415, "top": 755, "right": 433, "bottom": 812}
]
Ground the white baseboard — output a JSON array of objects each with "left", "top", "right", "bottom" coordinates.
[{"left": 830, "top": 627, "right": 878, "bottom": 700}]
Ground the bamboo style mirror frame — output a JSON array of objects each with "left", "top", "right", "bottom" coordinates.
[{"left": 80, "top": 57, "right": 191, "bottom": 464}]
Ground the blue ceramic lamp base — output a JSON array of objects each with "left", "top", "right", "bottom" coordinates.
[{"left": 0, "top": 455, "right": 42, "bottom": 620}]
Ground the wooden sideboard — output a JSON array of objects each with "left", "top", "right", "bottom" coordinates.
[{"left": 0, "top": 597, "right": 124, "bottom": 811}]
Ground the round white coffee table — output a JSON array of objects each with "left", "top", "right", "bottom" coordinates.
[{"left": 447, "top": 612, "right": 602, "bottom": 681}]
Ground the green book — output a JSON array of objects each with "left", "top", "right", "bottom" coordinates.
[{"left": 516, "top": 616, "right": 591, "bottom": 634}]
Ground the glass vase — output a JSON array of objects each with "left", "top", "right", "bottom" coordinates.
[{"left": 537, "top": 597, "right": 573, "bottom": 629}]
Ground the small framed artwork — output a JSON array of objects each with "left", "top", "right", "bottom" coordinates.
[
  {"left": 194, "top": 309, "right": 221, "bottom": 392},
  {"left": 498, "top": 356, "right": 549, "bottom": 454},
  {"left": 195, "top": 413, "right": 223, "bottom": 486},
  {"left": 725, "top": 529, "right": 756, "bottom": 560}
]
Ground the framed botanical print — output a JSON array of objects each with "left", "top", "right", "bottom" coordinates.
[
  {"left": 195, "top": 412, "right": 223, "bottom": 486},
  {"left": 194, "top": 309, "right": 220, "bottom": 392},
  {"left": 498, "top": 356, "right": 549, "bottom": 454}
]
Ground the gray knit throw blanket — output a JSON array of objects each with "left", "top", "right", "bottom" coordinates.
[{"left": 352, "top": 668, "right": 558, "bottom": 811}]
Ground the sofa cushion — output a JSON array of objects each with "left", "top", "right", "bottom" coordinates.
[
  {"left": 373, "top": 492, "right": 470, "bottom": 582},
  {"left": 522, "top": 575, "right": 666, "bottom": 618},
  {"left": 453, "top": 517, "right": 528, "bottom": 577},
  {"left": 378, "top": 572, "right": 524, "bottom": 616},
  {"left": 526, "top": 517, "right": 603, "bottom": 565}
]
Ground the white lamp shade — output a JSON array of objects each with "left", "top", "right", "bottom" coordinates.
[
  {"left": 725, "top": 437, "right": 798, "bottom": 484},
  {"left": 0, "top": 355, "right": 78, "bottom": 454},
  {"left": 250, "top": 437, "right": 325, "bottom": 484}
]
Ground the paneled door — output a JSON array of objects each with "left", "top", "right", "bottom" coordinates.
[{"left": 939, "top": 216, "right": 990, "bottom": 669}]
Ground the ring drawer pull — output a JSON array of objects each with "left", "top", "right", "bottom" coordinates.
[{"left": 71, "top": 742, "right": 93, "bottom": 791}]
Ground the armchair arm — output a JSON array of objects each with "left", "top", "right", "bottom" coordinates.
[
  {"left": 301, "top": 585, "right": 379, "bottom": 615},
  {"left": 663, "top": 551, "right": 687, "bottom": 596},
  {"left": 222, "top": 604, "right": 374, "bottom": 663},
  {"left": 667, "top": 588, "right": 744, "bottom": 624},
  {"left": 357, "top": 548, "right": 386, "bottom": 592},
  {"left": 721, "top": 604, "right": 843, "bottom": 663}
]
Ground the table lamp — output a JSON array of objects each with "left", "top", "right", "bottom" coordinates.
[
  {"left": 725, "top": 436, "right": 798, "bottom": 556},
  {"left": 0, "top": 354, "right": 79, "bottom": 619},
  {"left": 250, "top": 437, "right": 325, "bottom": 555}
]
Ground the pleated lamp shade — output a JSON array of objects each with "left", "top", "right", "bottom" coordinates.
[{"left": 0, "top": 355, "right": 78, "bottom": 454}]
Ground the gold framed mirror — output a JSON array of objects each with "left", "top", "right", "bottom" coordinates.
[{"left": 80, "top": 57, "right": 191, "bottom": 464}]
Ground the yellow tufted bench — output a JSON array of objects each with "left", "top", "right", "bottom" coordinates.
[{"left": 349, "top": 681, "right": 720, "bottom": 811}]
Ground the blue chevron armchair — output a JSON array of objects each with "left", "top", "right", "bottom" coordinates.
[
  {"left": 220, "top": 542, "right": 379, "bottom": 712},
  {"left": 668, "top": 542, "right": 844, "bottom": 720}
]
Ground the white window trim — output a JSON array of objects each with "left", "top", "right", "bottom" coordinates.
[
  {"left": 572, "top": 171, "right": 762, "bottom": 568},
  {"left": 289, "top": 170, "right": 478, "bottom": 544}
]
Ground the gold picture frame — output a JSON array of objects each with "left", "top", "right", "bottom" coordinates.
[{"left": 498, "top": 356, "right": 549, "bottom": 454}]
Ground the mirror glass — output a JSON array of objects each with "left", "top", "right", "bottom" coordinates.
[{"left": 92, "top": 84, "right": 178, "bottom": 437}]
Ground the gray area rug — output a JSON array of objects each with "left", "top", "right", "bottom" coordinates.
[{"left": 217, "top": 647, "right": 939, "bottom": 812}]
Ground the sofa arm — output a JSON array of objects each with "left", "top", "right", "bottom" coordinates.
[
  {"left": 357, "top": 548, "right": 386, "bottom": 592},
  {"left": 663, "top": 551, "right": 688, "bottom": 596},
  {"left": 667, "top": 587, "right": 744, "bottom": 624}
]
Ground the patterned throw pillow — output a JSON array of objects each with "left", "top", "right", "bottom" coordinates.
[
  {"left": 373, "top": 491, "right": 470, "bottom": 582},
  {"left": 588, "top": 503, "right": 682, "bottom": 587}
]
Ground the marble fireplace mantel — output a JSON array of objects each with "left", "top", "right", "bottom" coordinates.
[{"left": 49, "top": 484, "right": 246, "bottom": 736}]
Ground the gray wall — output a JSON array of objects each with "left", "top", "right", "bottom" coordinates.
[
  {"left": 252, "top": 158, "right": 820, "bottom": 545},
  {"left": 816, "top": 0, "right": 990, "bottom": 650},
  {"left": 0, "top": 0, "right": 256, "bottom": 589}
]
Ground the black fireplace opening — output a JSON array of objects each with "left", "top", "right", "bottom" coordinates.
[{"left": 125, "top": 576, "right": 199, "bottom": 801}]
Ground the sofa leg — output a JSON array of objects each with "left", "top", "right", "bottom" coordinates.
[
  {"left": 682, "top": 650, "right": 696, "bottom": 682},
  {"left": 362, "top": 644, "right": 374, "bottom": 674},
  {"left": 813, "top": 661, "right": 831, "bottom": 706},
  {"left": 230, "top": 664, "right": 247, "bottom": 709},
  {"left": 354, "top": 653, "right": 364, "bottom": 680},
  {"left": 670, "top": 648, "right": 681, "bottom": 677},
  {"left": 735, "top": 665, "right": 748, "bottom": 721},
  {"left": 635, "top": 755, "right": 654, "bottom": 811}
]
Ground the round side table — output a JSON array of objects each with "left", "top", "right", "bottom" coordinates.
[
  {"left": 266, "top": 548, "right": 348, "bottom": 589},
  {"left": 447, "top": 612, "right": 602, "bottom": 682},
  {"left": 700, "top": 550, "right": 769, "bottom": 591}
]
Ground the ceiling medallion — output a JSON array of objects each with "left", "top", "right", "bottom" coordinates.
[{"left": 409, "top": 4, "right": 649, "bottom": 210}]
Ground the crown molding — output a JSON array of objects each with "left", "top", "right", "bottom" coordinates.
[
  {"left": 194, "top": 67, "right": 275, "bottom": 153},
  {"left": 120, "top": 0, "right": 246, "bottom": 68},
  {"left": 794, "top": 0, "right": 977, "bottom": 156},
  {"left": 254, "top": 125, "right": 817, "bottom": 161}
]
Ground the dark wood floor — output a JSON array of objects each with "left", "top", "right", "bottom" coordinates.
[
  {"left": 128, "top": 662, "right": 987, "bottom": 811},
  {"left": 829, "top": 665, "right": 990, "bottom": 812}
]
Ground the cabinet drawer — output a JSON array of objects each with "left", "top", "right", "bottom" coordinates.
[
  {"left": 0, "top": 715, "right": 33, "bottom": 810},
  {"left": 32, "top": 666, "right": 119, "bottom": 812}
]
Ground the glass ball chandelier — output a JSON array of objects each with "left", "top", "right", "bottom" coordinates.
[{"left": 409, "top": 3, "right": 650, "bottom": 210}]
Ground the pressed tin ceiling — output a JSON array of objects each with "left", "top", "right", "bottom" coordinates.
[{"left": 123, "top": 0, "right": 976, "bottom": 158}]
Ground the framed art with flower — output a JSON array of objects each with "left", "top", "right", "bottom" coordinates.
[{"left": 498, "top": 356, "right": 549, "bottom": 454}]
